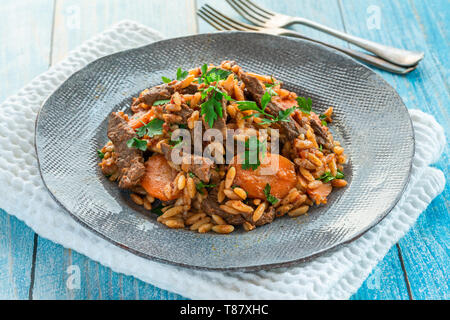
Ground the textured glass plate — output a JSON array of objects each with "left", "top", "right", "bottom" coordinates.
[{"left": 35, "top": 32, "right": 414, "bottom": 270}]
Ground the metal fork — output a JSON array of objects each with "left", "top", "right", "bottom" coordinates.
[
  {"left": 226, "top": 0, "right": 424, "bottom": 67},
  {"left": 198, "top": 5, "right": 417, "bottom": 74}
]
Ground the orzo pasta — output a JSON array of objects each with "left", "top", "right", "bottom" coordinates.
[{"left": 98, "top": 61, "right": 347, "bottom": 234}]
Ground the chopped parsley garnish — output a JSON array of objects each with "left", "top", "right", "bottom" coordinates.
[
  {"left": 200, "top": 82, "right": 233, "bottom": 128},
  {"left": 199, "top": 64, "right": 231, "bottom": 85},
  {"left": 241, "top": 136, "right": 267, "bottom": 170},
  {"left": 319, "top": 114, "right": 328, "bottom": 126},
  {"left": 264, "top": 183, "right": 279, "bottom": 205},
  {"left": 200, "top": 92, "right": 224, "bottom": 128},
  {"left": 319, "top": 144, "right": 323, "bottom": 151},
  {"left": 97, "top": 149, "right": 105, "bottom": 159},
  {"left": 264, "top": 77, "right": 279, "bottom": 96},
  {"left": 169, "top": 136, "right": 184, "bottom": 149},
  {"left": 161, "top": 67, "right": 189, "bottom": 84},
  {"left": 150, "top": 200, "right": 164, "bottom": 216},
  {"left": 126, "top": 137, "right": 148, "bottom": 151},
  {"left": 195, "top": 181, "right": 217, "bottom": 194},
  {"left": 237, "top": 84, "right": 296, "bottom": 125},
  {"left": 188, "top": 172, "right": 196, "bottom": 178},
  {"left": 296, "top": 96, "right": 312, "bottom": 114},
  {"left": 136, "top": 118, "right": 164, "bottom": 138},
  {"left": 236, "top": 98, "right": 274, "bottom": 121},
  {"left": 153, "top": 99, "right": 170, "bottom": 106},
  {"left": 176, "top": 67, "right": 189, "bottom": 80},
  {"left": 318, "top": 170, "right": 345, "bottom": 183}
]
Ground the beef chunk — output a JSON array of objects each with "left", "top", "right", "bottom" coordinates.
[
  {"left": 180, "top": 83, "right": 200, "bottom": 94},
  {"left": 239, "top": 72, "right": 305, "bottom": 140},
  {"left": 160, "top": 142, "right": 214, "bottom": 183},
  {"left": 201, "top": 189, "right": 246, "bottom": 225},
  {"left": 255, "top": 206, "right": 275, "bottom": 226},
  {"left": 107, "top": 113, "right": 145, "bottom": 189},
  {"left": 309, "top": 115, "right": 333, "bottom": 149},
  {"left": 163, "top": 103, "right": 193, "bottom": 123},
  {"left": 131, "top": 83, "right": 174, "bottom": 112},
  {"left": 100, "top": 158, "right": 118, "bottom": 176}
]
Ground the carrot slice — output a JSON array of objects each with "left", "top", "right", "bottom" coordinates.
[
  {"left": 307, "top": 183, "right": 332, "bottom": 205},
  {"left": 140, "top": 154, "right": 181, "bottom": 201},
  {"left": 233, "top": 153, "right": 297, "bottom": 199},
  {"left": 128, "top": 109, "right": 155, "bottom": 129},
  {"left": 272, "top": 96, "right": 297, "bottom": 110}
]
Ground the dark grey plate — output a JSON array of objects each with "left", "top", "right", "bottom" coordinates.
[{"left": 35, "top": 32, "right": 414, "bottom": 271}]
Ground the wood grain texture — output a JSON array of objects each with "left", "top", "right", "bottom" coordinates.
[
  {"left": 51, "top": 0, "right": 197, "bottom": 64},
  {"left": 196, "top": 0, "right": 412, "bottom": 300},
  {"left": 350, "top": 245, "right": 410, "bottom": 300},
  {"left": 0, "top": 0, "right": 55, "bottom": 299},
  {"left": 337, "top": 0, "right": 449, "bottom": 300},
  {"left": 30, "top": 0, "right": 194, "bottom": 300}
]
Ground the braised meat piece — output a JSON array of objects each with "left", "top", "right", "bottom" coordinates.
[
  {"left": 107, "top": 113, "right": 145, "bottom": 189},
  {"left": 202, "top": 189, "right": 246, "bottom": 225},
  {"left": 160, "top": 142, "right": 215, "bottom": 183},
  {"left": 131, "top": 83, "right": 175, "bottom": 112},
  {"left": 239, "top": 72, "right": 306, "bottom": 139}
]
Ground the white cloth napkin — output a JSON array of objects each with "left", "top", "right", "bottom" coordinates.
[{"left": 0, "top": 21, "right": 445, "bottom": 299}]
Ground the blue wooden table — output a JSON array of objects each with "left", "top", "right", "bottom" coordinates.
[{"left": 0, "top": 0, "right": 448, "bottom": 300}]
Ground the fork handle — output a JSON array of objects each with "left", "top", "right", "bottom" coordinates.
[
  {"left": 288, "top": 17, "right": 423, "bottom": 67},
  {"left": 281, "top": 30, "right": 417, "bottom": 75}
]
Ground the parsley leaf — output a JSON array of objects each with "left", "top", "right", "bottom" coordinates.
[
  {"left": 126, "top": 137, "right": 147, "bottom": 151},
  {"left": 150, "top": 200, "right": 164, "bottom": 216},
  {"left": 237, "top": 84, "right": 295, "bottom": 125},
  {"left": 136, "top": 118, "right": 164, "bottom": 138},
  {"left": 199, "top": 65, "right": 231, "bottom": 85},
  {"left": 195, "top": 181, "right": 217, "bottom": 194},
  {"left": 318, "top": 170, "right": 345, "bottom": 183},
  {"left": 162, "top": 76, "right": 172, "bottom": 83},
  {"left": 201, "top": 64, "right": 208, "bottom": 77},
  {"left": 188, "top": 172, "right": 196, "bottom": 178},
  {"left": 176, "top": 67, "right": 189, "bottom": 80},
  {"left": 201, "top": 98, "right": 218, "bottom": 128},
  {"left": 296, "top": 97, "right": 312, "bottom": 114},
  {"left": 153, "top": 99, "right": 170, "bottom": 106},
  {"left": 241, "top": 136, "right": 267, "bottom": 170},
  {"left": 97, "top": 149, "right": 105, "bottom": 159},
  {"left": 169, "top": 136, "right": 184, "bottom": 149},
  {"left": 319, "top": 114, "right": 328, "bottom": 126},
  {"left": 264, "top": 183, "right": 279, "bottom": 205},
  {"left": 261, "top": 91, "right": 272, "bottom": 110},
  {"left": 200, "top": 85, "right": 231, "bottom": 128},
  {"left": 264, "top": 79, "right": 279, "bottom": 96}
]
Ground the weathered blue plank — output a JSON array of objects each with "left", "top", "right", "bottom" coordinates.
[
  {"left": 197, "top": 0, "right": 410, "bottom": 301},
  {"left": 350, "top": 245, "right": 410, "bottom": 300},
  {"left": 338, "top": 0, "right": 449, "bottom": 300},
  {"left": 0, "top": 0, "right": 54, "bottom": 299},
  {"left": 51, "top": 0, "right": 197, "bottom": 63},
  {"left": 31, "top": 0, "right": 194, "bottom": 300},
  {"left": 0, "top": 211, "right": 35, "bottom": 299}
]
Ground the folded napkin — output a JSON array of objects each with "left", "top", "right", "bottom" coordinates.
[{"left": 0, "top": 21, "right": 445, "bottom": 299}]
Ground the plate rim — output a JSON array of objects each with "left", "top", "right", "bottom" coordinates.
[{"left": 35, "top": 31, "right": 415, "bottom": 271}]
